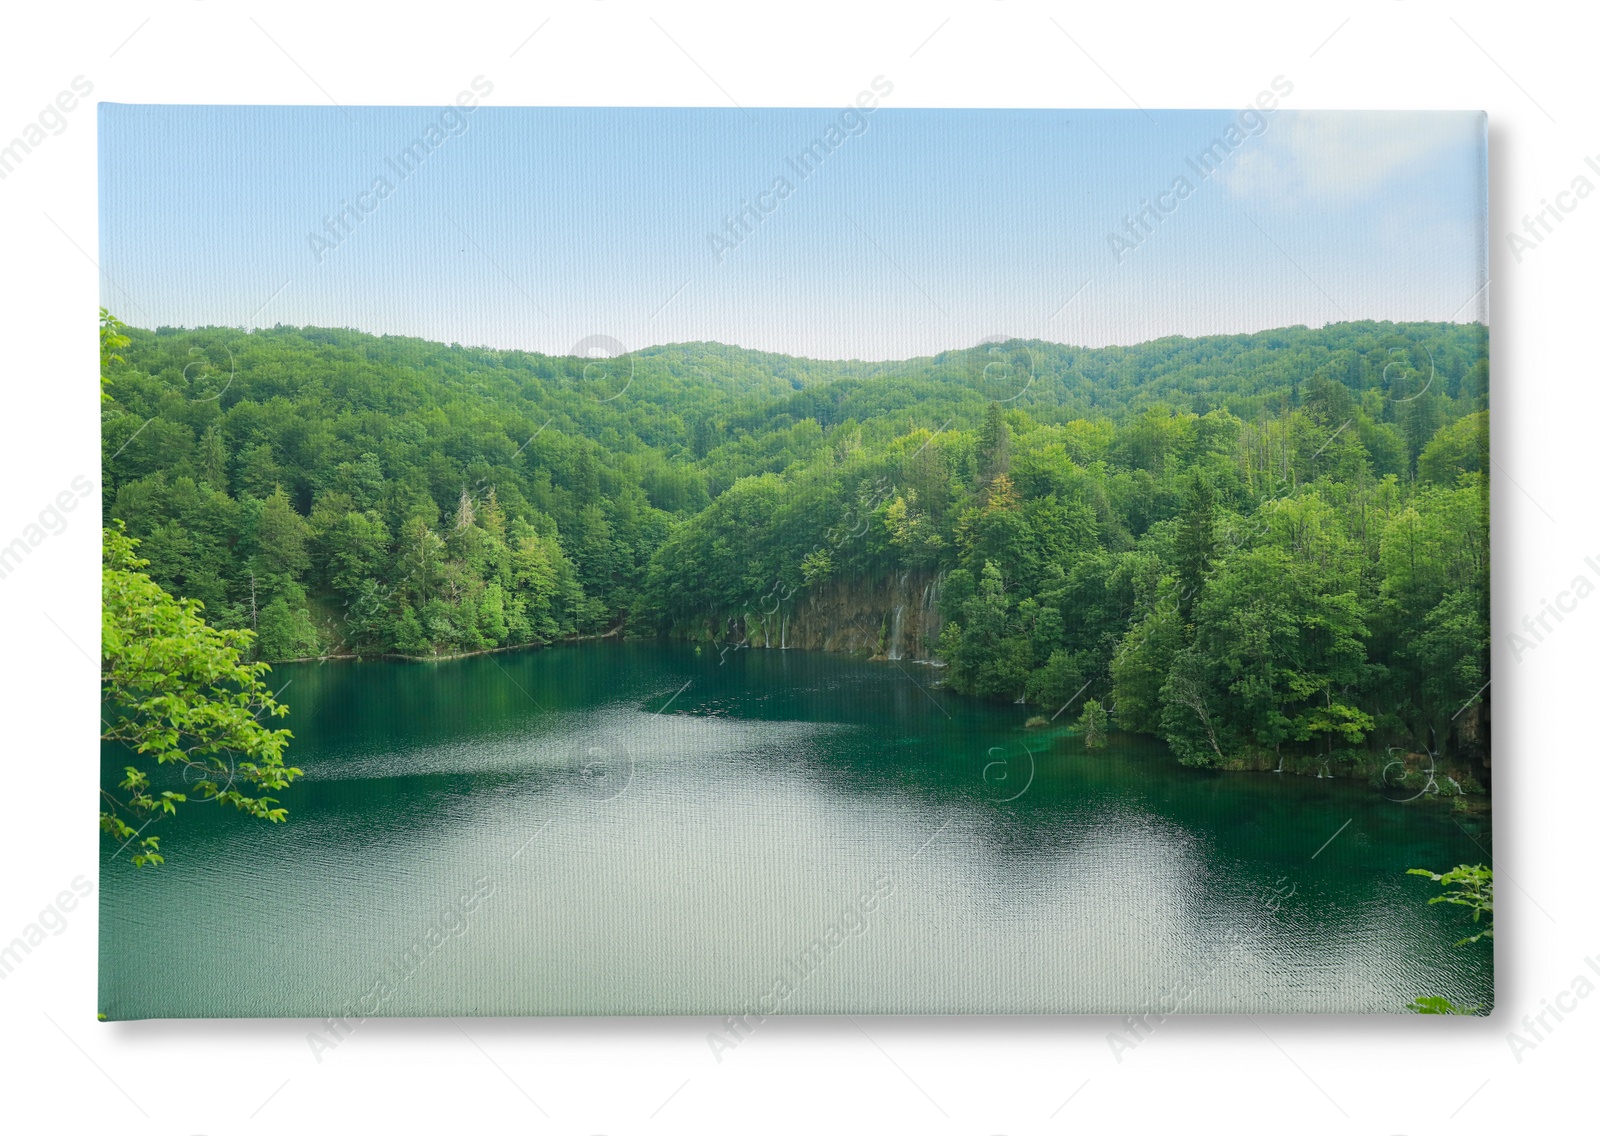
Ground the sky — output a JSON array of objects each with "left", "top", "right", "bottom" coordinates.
[{"left": 98, "top": 103, "right": 1486, "bottom": 361}]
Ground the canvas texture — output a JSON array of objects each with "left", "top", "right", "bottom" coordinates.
[{"left": 95, "top": 100, "right": 1491, "bottom": 1019}]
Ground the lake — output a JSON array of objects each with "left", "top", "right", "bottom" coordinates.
[{"left": 99, "top": 642, "right": 1493, "bottom": 1018}]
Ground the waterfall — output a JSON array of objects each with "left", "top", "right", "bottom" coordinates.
[
  {"left": 915, "top": 571, "right": 942, "bottom": 661},
  {"left": 891, "top": 572, "right": 912, "bottom": 660},
  {"left": 781, "top": 613, "right": 788, "bottom": 650},
  {"left": 887, "top": 603, "right": 907, "bottom": 660}
]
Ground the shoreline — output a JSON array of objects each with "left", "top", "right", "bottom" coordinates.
[
  {"left": 264, "top": 635, "right": 1491, "bottom": 802},
  {"left": 271, "top": 625, "right": 625, "bottom": 665}
]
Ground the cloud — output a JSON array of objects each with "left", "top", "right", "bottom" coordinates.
[{"left": 1223, "top": 111, "right": 1482, "bottom": 205}]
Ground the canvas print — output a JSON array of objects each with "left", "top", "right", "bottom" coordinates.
[{"left": 96, "top": 95, "right": 1490, "bottom": 1021}]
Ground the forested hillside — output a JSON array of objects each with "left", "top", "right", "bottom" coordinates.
[{"left": 101, "top": 318, "right": 1489, "bottom": 780}]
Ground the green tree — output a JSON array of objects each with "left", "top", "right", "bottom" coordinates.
[
  {"left": 1417, "top": 410, "right": 1487, "bottom": 486},
  {"left": 253, "top": 486, "right": 311, "bottom": 586},
  {"left": 1168, "top": 545, "right": 1372, "bottom": 765},
  {"left": 100, "top": 525, "right": 300, "bottom": 866},
  {"left": 255, "top": 589, "right": 321, "bottom": 659},
  {"left": 1110, "top": 601, "right": 1182, "bottom": 735},
  {"left": 976, "top": 401, "right": 1011, "bottom": 484},
  {"left": 1405, "top": 863, "right": 1492, "bottom": 1014},
  {"left": 1078, "top": 699, "right": 1109, "bottom": 747},
  {"left": 939, "top": 562, "right": 1032, "bottom": 700},
  {"left": 99, "top": 308, "right": 130, "bottom": 402},
  {"left": 1173, "top": 471, "right": 1215, "bottom": 629},
  {"left": 1407, "top": 863, "right": 1493, "bottom": 945},
  {"left": 315, "top": 507, "right": 392, "bottom": 596},
  {"left": 198, "top": 423, "right": 229, "bottom": 492}
]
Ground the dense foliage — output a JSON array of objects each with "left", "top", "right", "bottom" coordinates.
[
  {"left": 101, "top": 318, "right": 1488, "bottom": 776},
  {"left": 1407, "top": 863, "right": 1494, "bottom": 946},
  {"left": 1405, "top": 863, "right": 1493, "bottom": 1013},
  {"left": 101, "top": 524, "right": 299, "bottom": 866}
]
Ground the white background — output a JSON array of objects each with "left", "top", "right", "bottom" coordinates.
[{"left": 0, "top": 2, "right": 1593, "bottom": 1132}]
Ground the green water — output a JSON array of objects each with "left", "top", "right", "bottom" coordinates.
[{"left": 99, "top": 642, "right": 1492, "bottom": 1018}]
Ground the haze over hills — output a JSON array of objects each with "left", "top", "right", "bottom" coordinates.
[{"left": 117, "top": 317, "right": 1487, "bottom": 426}]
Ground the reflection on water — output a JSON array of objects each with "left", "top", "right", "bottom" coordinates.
[{"left": 99, "top": 642, "right": 1492, "bottom": 1018}]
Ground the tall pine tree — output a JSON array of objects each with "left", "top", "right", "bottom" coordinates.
[
  {"left": 1174, "top": 472, "right": 1215, "bottom": 632},
  {"left": 976, "top": 402, "right": 1010, "bottom": 487}
]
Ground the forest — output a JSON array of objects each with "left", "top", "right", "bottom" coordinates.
[{"left": 100, "top": 317, "right": 1489, "bottom": 785}]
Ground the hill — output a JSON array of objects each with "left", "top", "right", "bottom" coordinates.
[{"left": 101, "top": 317, "right": 1489, "bottom": 782}]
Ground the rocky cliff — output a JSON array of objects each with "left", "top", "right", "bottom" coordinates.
[{"left": 684, "top": 570, "right": 945, "bottom": 661}]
